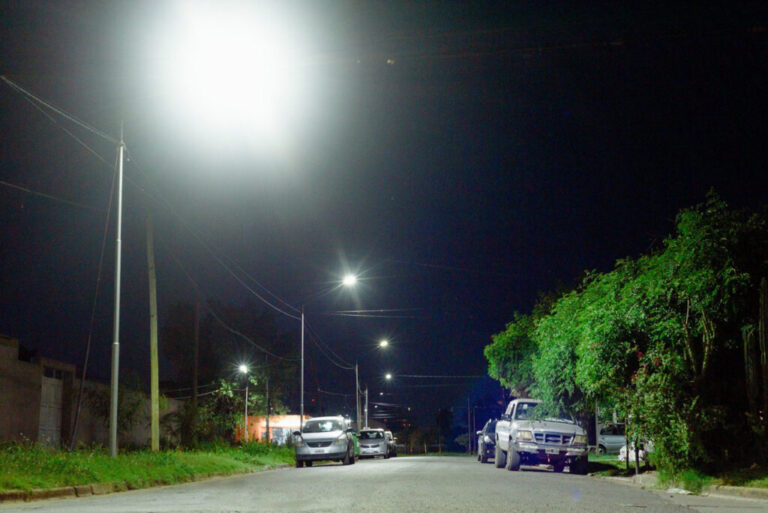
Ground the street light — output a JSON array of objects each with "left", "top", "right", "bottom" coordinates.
[
  {"left": 379, "top": 339, "right": 389, "bottom": 348},
  {"left": 239, "top": 364, "right": 249, "bottom": 442},
  {"left": 355, "top": 338, "right": 389, "bottom": 429},
  {"left": 385, "top": 373, "right": 392, "bottom": 381},
  {"left": 300, "top": 274, "right": 358, "bottom": 427}
]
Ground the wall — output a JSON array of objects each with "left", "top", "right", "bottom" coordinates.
[{"left": 0, "top": 336, "right": 42, "bottom": 442}]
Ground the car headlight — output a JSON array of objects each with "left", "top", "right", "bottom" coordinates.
[
  {"left": 294, "top": 439, "right": 305, "bottom": 447},
  {"left": 483, "top": 435, "right": 492, "bottom": 443},
  {"left": 335, "top": 434, "right": 348, "bottom": 445},
  {"left": 572, "top": 435, "right": 587, "bottom": 445},
  {"left": 516, "top": 430, "right": 533, "bottom": 442}
]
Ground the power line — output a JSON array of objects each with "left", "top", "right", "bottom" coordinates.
[
  {"left": 1, "top": 75, "right": 118, "bottom": 144},
  {"left": 0, "top": 180, "right": 105, "bottom": 212},
  {"left": 161, "top": 238, "right": 299, "bottom": 362}
]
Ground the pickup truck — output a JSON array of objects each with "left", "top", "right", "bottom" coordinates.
[{"left": 494, "top": 398, "right": 588, "bottom": 474}]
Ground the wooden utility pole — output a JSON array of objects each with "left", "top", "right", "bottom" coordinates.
[{"left": 146, "top": 214, "right": 160, "bottom": 451}]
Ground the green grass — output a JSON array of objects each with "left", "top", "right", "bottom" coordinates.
[{"left": 0, "top": 441, "right": 294, "bottom": 493}]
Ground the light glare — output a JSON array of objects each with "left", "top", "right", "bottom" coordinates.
[
  {"left": 238, "top": 364, "right": 248, "bottom": 374},
  {"left": 342, "top": 274, "right": 358, "bottom": 287}
]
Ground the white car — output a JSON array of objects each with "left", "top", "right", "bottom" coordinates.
[
  {"left": 597, "top": 423, "right": 625, "bottom": 454},
  {"left": 358, "top": 428, "right": 389, "bottom": 458},
  {"left": 293, "top": 416, "right": 356, "bottom": 467}
]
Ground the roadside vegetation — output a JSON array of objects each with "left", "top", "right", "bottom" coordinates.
[
  {"left": 485, "top": 192, "right": 768, "bottom": 489},
  {"left": 0, "top": 441, "right": 293, "bottom": 493}
]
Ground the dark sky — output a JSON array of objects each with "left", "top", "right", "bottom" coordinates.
[{"left": 2, "top": 1, "right": 768, "bottom": 430}]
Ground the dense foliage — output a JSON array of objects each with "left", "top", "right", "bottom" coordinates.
[{"left": 486, "top": 194, "right": 768, "bottom": 472}]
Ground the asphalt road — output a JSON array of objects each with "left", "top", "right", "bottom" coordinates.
[{"left": 2, "top": 456, "right": 767, "bottom": 513}]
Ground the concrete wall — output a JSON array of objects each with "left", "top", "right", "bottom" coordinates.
[{"left": 0, "top": 334, "right": 182, "bottom": 449}]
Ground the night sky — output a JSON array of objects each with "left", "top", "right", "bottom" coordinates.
[{"left": 2, "top": 1, "right": 768, "bottom": 429}]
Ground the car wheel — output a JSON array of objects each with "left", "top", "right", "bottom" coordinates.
[
  {"left": 552, "top": 461, "right": 565, "bottom": 473},
  {"left": 384, "top": 451, "right": 390, "bottom": 459},
  {"left": 494, "top": 442, "right": 506, "bottom": 468},
  {"left": 597, "top": 445, "right": 607, "bottom": 455},
  {"left": 296, "top": 460, "right": 303, "bottom": 468},
  {"left": 305, "top": 461, "right": 313, "bottom": 467},
  {"left": 342, "top": 445, "right": 352, "bottom": 465},
  {"left": 480, "top": 444, "right": 489, "bottom": 464},
  {"left": 506, "top": 448, "right": 520, "bottom": 471}
]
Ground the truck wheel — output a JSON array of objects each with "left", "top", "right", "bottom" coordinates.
[
  {"left": 305, "top": 461, "right": 313, "bottom": 467},
  {"left": 597, "top": 445, "right": 606, "bottom": 455},
  {"left": 342, "top": 445, "right": 353, "bottom": 465},
  {"left": 553, "top": 461, "right": 565, "bottom": 473},
  {"left": 506, "top": 448, "right": 520, "bottom": 471},
  {"left": 480, "top": 447, "right": 488, "bottom": 464},
  {"left": 494, "top": 443, "right": 506, "bottom": 468},
  {"left": 296, "top": 460, "right": 304, "bottom": 468}
]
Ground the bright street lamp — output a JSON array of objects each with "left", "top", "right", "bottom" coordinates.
[
  {"left": 385, "top": 373, "right": 392, "bottom": 381},
  {"left": 342, "top": 274, "right": 358, "bottom": 287},
  {"left": 379, "top": 339, "right": 389, "bottom": 348},
  {"left": 239, "top": 364, "right": 249, "bottom": 442}
]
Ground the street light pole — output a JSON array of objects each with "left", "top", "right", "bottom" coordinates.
[
  {"left": 239, "top": 364, "right": 249, "bottom": 442},
  {"left": 364, "top": 388, "right": 369, "bottom": 428},
  {"left": 300, "top": 305, "right": 305, "bottom": 428},
  {"left": 109, "top": 123, "right": 125, "bottom": 458}
]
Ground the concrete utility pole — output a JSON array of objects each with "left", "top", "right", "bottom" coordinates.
[
  {"left": 364, "top": 388, "right": 369, "bottom": 428},
  {"left": 300, "top": 306, "right": 305, "bottom": 428},
  {"left": 109, "top": 123, "right": 125, "bottom": 458},
  {"left": 355, "top": 363, "right": 361, "bottom": 430},
  {"left": 467, "top": 396, "right": 471, "bottom": 455},
  {"left": 146, "top": 214, "right": 160, "bottom": 451}
]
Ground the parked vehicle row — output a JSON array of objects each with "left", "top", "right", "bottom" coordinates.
[
  {"left": 478, "top": 398, "right": 589, "bottom": 475},
  {"left": 292, "top": 417, "right": 397, "bottom": 467}
]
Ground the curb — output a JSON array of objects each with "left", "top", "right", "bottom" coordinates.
[
  {"left": 705, "top": 485, "right": 768, "bottom": 501},
  {"left": 0, "top": 463, "right": 292, "bottom": 504},
  {"left": 593, "top": 473, "right": 768, "bottom": 501}
]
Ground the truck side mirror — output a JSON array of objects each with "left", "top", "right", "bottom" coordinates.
[{"left": 293, "top": 430, "right": 301, "bottom": 437}]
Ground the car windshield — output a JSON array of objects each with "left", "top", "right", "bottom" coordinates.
[
  {"left": 303, "top": 419, "right": 343, "bottom": 433},
  {"left": 360, "top": 430, "right": 384, "bottom": 440}
]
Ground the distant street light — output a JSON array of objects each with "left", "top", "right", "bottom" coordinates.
[
  {"left": 342, "top": 274, "right": 358, "bottom": 287},
  {"left": 239, "top": 364, "right": 249, "bottom": 442},
  {"left": 379, "top": 339, "right": 389, "bottom": 348},
  {"left": 385, "top": 373, "right": 392, "bottom": 381}
]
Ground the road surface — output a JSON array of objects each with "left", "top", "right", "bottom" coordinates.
[{"left": 2, "top": 456, "right": 767, "bottom": 512}]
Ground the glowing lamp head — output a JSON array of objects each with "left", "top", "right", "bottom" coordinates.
[
  {"left": 342, "top": 274, "right": 358, "bottom": 287},
  {"left": 379, "top": 339, "right": 389, "bottom": 348},
  {"left": 238, "top": 364, "right": 249, "bottom": 374},
  {"left": 385, "top": 373, "right": 392, "bottom": 381}
]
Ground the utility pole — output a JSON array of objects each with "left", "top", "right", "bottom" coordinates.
[
  {"left": 364, "top": 388, "right": 369, "bottom": 428},
  {"left": 146, "top": 214, "right": 160, "bottom": 451},
  {"left": 109, "top": 123, "right": 125, "bottom": 458},
  {"left": 192, "top": 296, "right": 200, "bottom": 445},
  {"left": 244, "top": 379, "right": 249, "bottom": 442},
  {"left": 265, "top": 362, "right": 270, "bottom": 443},
  {"left": 355, "top": 362, "right": 361, "bottom": 430},
  {"left": 300, "top": 306, "right": 305, "bottom": 428},
  {"left": 467, "top": 396, "right": 471, "bottom": 455}
]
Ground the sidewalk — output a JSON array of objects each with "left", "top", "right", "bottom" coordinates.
[{"left": 595, "top": 471, "right": 768, "bottom": 501}]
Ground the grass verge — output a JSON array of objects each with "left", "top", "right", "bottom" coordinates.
[{"left": 0, "top": 441, "right": 293, "bottom": 493}]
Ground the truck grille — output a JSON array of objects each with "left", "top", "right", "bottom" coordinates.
[
  {"left": 307, "top": 441, "right": 332, "bottom": 448},
  {"left": 534, "top": 433, "right": 572, "bottom": 445}
]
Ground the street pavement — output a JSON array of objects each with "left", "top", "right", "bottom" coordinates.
[{"left": 2, "top": 456, "right": 767, "bottom": 512}]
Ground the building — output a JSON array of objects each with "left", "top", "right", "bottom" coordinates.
[{"left": 236, "top": 414, "right": 305, "bottom": 445}]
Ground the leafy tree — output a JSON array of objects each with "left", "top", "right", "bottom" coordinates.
[{"left": 484, "top": 313, "right": 537, "bottom": 396}]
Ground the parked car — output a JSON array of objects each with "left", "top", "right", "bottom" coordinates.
[
  {"left": 597, "top": 423, "right": 625, "bottom": 454},
  {"left": 476, "top": 418, "right": 497, "bottom": 463},
  {"left": 494, "top": 398, "right": 588, "bottom": 474},
  {"left": 358, "top": 428, "right": 390, "bottom": 458},
  {"left": 385, "top": 431, "right": 397, "bottom": 457},
  {"left": 293, "top": 416, "right": 356, "bottom": 467}
]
